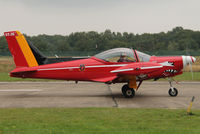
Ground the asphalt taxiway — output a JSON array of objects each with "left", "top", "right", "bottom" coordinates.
[{"left": 0, "top": 81, "right": 199, "bottom": 108}]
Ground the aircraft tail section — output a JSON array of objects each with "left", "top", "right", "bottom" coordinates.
[
  {"left": 4, "top": 31, "right": 44, "bottom": 67},
  {"left": 4, "top": 31, "right": 87, "bottom": 68}
]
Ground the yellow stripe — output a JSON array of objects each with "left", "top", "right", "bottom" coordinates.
[{"left": 15, "top": 31, "right": 38, "bottom": 67}]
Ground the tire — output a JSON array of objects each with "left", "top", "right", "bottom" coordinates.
[
  {"left": 121, "top": 84, "right": 135, "bottom": 98},
  {"left": 168, "top": 88, "right": 178, "bottom": 97}
]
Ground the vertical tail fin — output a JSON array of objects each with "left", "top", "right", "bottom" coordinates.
[{"left": 4, "top": 31, "right": 39, "bottom": 67}]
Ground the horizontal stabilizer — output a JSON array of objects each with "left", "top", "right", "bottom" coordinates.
[{"left": 10, "top": 67, "right": 37, "bottom": 74}]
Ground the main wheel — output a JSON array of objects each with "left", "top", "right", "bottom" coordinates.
[
  {"left": 121, "top": 84, "right": 135, "bottom": 98},
  {"left": 168, "top": 88, "right": 178, "bottom": 97}
]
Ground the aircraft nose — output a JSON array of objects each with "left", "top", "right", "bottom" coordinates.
[{"left": 182, "top": 56, "right": 196, "bottom": 67}]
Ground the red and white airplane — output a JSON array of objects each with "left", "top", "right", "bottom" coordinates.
[{"left": 4, "top": 31, "right": 196, "bottom": 98}]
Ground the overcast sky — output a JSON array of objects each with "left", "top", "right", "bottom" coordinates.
[{"left": 0, "top": 0, "right": 199, "bottom": 35}]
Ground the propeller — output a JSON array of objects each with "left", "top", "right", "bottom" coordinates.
[
  {"left": 188, "top": 59, "right": 194, "bottom": 80},
  {"left": 185, "top": 47, "right": 196, "bottom": 80}
]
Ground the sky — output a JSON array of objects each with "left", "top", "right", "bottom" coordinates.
[{"left": 0, "top": 0, "right": 200, "bottom": 36}]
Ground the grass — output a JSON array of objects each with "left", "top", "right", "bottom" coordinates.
[
  {"left": 0, "top": 57, "right": 15, "bottom": 73},
  {"left": 0, "top": 108, "right": 200, "bottom": 134},
  {"left": 174, "top": 72, "right": 200, "bottom": 81}
]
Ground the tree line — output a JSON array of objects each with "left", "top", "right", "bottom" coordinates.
[{"left": 0, "top": 27, "right": 200, "bottom": 56}]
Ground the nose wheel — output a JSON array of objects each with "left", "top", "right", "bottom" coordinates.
[
  {"left": 168, "top": 87, "right": 178, "bottom": 97},
  {"left": 168, "top": 81, "right": 178, "bottom": 97},
  {"left": 121, "top": 84, "right": 135, "bottom": 98}
]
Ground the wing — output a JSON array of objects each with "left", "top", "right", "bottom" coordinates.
[
  {"left": 90, "top": 76, "right": 117, "bottom": 83},
  {"left": 91, "top": 62, "right": 164, "bottom": 83}
]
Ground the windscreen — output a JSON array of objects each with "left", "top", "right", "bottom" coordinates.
[
  {"left": 136, "top": 50, "right": 151, "bottom": 62},
  {"left": 95, "top": 48, "right": 136, "bottom": 62}
]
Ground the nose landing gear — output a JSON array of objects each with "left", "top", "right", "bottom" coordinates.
[{"left": 168, "top": 81, "right": 178, "bottom": 97}]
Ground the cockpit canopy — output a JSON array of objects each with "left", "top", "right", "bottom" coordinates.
[
  {"left": 136, "top": 50, "right": 152, "bottom": 62},
  {"left": 94, "top": 48, "right": 151, "bottom": 62}
]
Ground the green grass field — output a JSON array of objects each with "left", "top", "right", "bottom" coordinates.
[
  {"left": 174, "top": 72, "right": 200, "bottom": 81},
  {"left": 0, "top": 108, "right": 200, "bottom": 134}
]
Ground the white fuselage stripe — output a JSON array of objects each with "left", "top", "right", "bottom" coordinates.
[
  {"left": 111, "top": 68, "right": 133, "bottom": 73},
  {"left": 85, "top": 64, "right": 127, "bottom": 68},
  {"left": 38, "top": 67, "right": 79, "bottom": 71},
  {"left": 140, "top": 66, "right": 163, "bottom": 69},
  {"left": 37, "top": 64, "right": 127, "bottom": 71}
]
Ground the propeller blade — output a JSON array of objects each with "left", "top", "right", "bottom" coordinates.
[
  {"left": 185, "top": 47, "right": 194, "bottom": 80},
  {"left": 189, "top": 62, "right": 194, "bottom": 80}
]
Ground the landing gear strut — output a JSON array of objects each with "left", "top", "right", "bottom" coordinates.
[
  {"left": 168, "top": 81, "right": 178, "bottom": 97},
  {"left": 121, "top": 84, "right": 135, "bottom": 98}
]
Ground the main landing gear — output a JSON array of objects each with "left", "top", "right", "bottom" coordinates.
[
  {"left": 121, "top": 84, "right": 135, "bottom": 98},
  {"left": 121, "top": 79, "right": 143, "bottom": 98},
  {"left": 121, "top": 76, "right": 138, "bottom": 98},
  {"left": 168, "top": 80, "right": 178, "bottom": 97}
]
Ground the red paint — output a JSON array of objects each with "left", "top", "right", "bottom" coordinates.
[
  {"left": 9, "top": 54, "right": 185, "bottom": 83},
  {"left": 4, "top": 31, "right": 29, "bottom": 67}
]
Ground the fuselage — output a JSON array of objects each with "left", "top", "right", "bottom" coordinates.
[{"left": 10, "top": 55, "right": 194, "bottom": 83}]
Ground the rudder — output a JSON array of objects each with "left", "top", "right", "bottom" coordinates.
[{"left": 4, "top": 31, "right": 38, "bottom": 67}]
